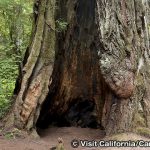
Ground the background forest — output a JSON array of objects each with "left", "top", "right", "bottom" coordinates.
[{"left": 0, "top": 0, "right": 33, "bottom": 118}]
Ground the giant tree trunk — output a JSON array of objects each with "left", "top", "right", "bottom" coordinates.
[{"left": 6, "top": 0, "right": 150, "bottom": 136}]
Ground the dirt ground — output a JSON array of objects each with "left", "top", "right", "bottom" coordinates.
[{"left": 0, "top": 127, "right": 150, "bottom": 150}]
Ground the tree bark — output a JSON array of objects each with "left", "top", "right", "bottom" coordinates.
[
  {"left": 11, "top": 0, "right": 56, "bottom": 130},
  {"left": 96, "top": 0, "right": 150, "bottom": 135},
  {"left": 6, "top": 0, "right": 150, "bottom": 136}
]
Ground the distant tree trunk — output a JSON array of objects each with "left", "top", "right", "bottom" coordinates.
[{"left": 6, "top": 0, "right": 150, "bottom": 136}]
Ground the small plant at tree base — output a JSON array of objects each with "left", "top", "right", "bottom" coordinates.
[{"left": 3, "top": 128, "right": 21, "bottom": 139}]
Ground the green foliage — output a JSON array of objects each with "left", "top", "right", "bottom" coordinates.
[
  {"left": 136, "top": 127, "right": 150, "bottom": 138},
  {"left": 0, "top": 0, "right": 33, "bottom": 119},
  {"left": 56, "top": 19, "right": 68, "bottom": 32},
  {"left": 4, "top": 132, "right": 14, "bottom": 139},
  {"left": 4, "top": 128, "right": 21, "bottom": 139},
  {"left": 0, "top": 0, "right": 33, "bottom": 57},
  {"left": 0, "top": 59, "right": 17, "bottom": 118}
]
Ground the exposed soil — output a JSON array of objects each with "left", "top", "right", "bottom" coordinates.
[
  {"left": 0, "top": 127, "right": 149, "bottom": 150},
  {"left": 38, "top": 127, "right": 105, "bottom": 150}
]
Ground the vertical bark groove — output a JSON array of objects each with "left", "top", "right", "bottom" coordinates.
[
  {"left": 8, "top": 0, "right": 150, "bottom": 136},
  {"left": 13, "top": 0, "right": 56, "bottom": 130}
]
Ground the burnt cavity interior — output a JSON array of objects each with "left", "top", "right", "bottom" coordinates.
[
  {"left": 36, "top": 98, "right": 101, "bottom": 129},
  {"left": 36, "top": 0, "right": 102, "bottom": 130}
]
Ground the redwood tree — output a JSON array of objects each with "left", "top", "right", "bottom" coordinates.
[{"left": 5, "top": 0, "right": 150, "bottom": 135}]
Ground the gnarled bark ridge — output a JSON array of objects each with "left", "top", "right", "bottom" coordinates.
[
  {"left": 12, "top": 0, "right": 56, "bottom": 130},
  {"left": 6, "top": 0, "right": 150, "bottom": 136}
]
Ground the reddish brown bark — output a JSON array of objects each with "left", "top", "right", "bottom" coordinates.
[{"left": 6, "top": 0, "right": 150, "bottom": 136}]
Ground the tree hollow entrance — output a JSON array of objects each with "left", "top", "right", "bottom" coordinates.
[{"left": 36, "top": 97, "right": 103, "bottom": 129}]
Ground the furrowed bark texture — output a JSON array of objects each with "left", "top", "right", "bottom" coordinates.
[
  {"left": 10, "top": 0, "right": 150, "bottom": 136},
  {"left": 38, "top": 0, "right": 150, "bottom": 135},
  {"left": 96, "top": 0, "right": 150, "bottom": 134},
  {"left": 13, "top": 0, "right": 56, "bottom": 130},
  {"left": 37, "top": 0, "right": 106, "bottom": 128}
]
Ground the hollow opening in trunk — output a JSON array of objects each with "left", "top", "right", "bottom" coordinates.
[{"left": 36, "top": 97, "right": 102, "bottom": 130}]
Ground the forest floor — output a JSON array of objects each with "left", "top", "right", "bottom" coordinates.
[{"left": 0, "top": 127, "right": 150, "bottom": 150}]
